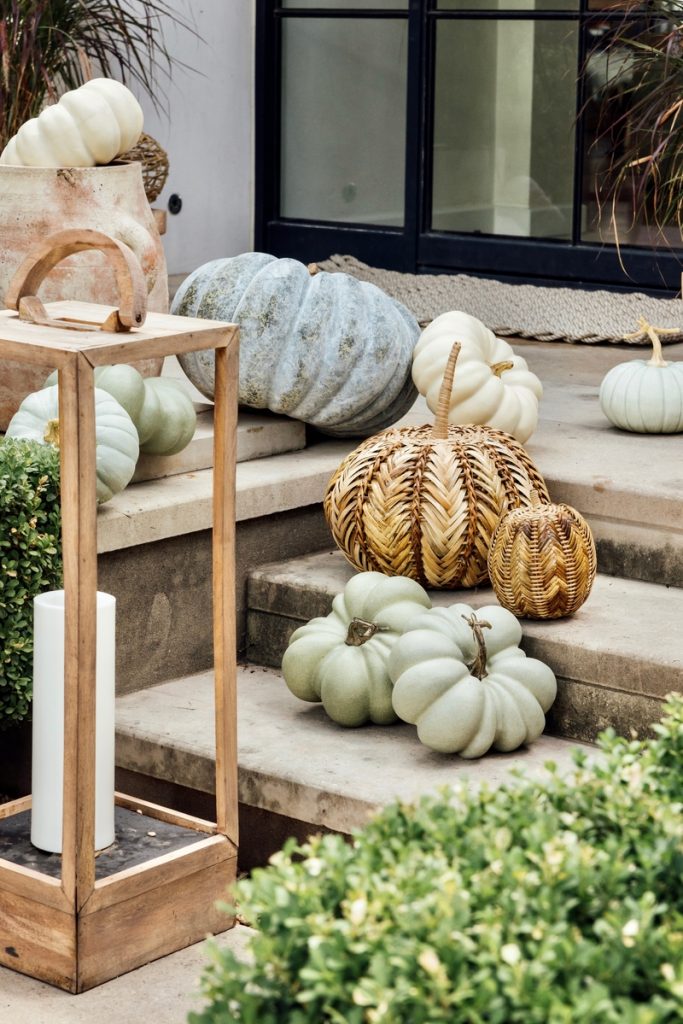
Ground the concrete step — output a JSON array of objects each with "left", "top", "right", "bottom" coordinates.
[
  {"left": 97, "top": 448, "right": 341, "bottom": 696},
  {"left": 133, "top": 408, "right": 306, "bottom": 483},
  {"left": 95, "top": 334, "right": 682, "bottom": 695},
  {"left": 115, "top": 665, "right": 595, "bottom": 842},
  {"left": 247, "top": 550, "right": 683, "bottom": 742}
]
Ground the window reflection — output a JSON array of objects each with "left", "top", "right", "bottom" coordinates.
[{"left": 582, "top": 3, "right": 683, "bottom": 246}]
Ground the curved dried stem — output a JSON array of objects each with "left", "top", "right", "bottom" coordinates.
[{"left": 432, "top": 341, "right": 461, "bottom": 441}]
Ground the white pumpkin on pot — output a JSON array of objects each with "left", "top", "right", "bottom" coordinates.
[
  {"left": 388, "top": 603, "right": 557, "bottom": 757},
  {"left": 412, "top": 311, "right": 543, "bottom": 444},
  {"left": 0, "top": 79, "right": 143, "bottom": 168},
  {"left": 599, "top": 319, "right": 683, "bottom": 434}
]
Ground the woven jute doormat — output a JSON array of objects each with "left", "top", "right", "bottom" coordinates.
[{"left": 318, "top": 254, "right": 683, "bottom": 345}]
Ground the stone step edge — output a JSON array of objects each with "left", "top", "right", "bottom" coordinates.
[
  {"left": 96, "top": 440, "right": 350, "bottom": 555},
  {"left": 115, "top": 665, "right": 596, "bottom": 836},
  {"left": 244, "top": 551, "right": 682, "bottom": 742},
  {"left": 132, "top": 409, "right": 306, "bottom": 484}
]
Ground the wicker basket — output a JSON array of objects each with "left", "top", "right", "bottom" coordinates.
[
  {"left": 487, "top": 490, "right": 597, "bottom": 618},
  {"left": 120, "top": 132, "right": 170, "bottom": 203},
  {"left": 324, "top": 342, "right": 550, "bottom": 589}
]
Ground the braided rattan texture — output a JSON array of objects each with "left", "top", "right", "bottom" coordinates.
[
  {"left": 488, "top": 502, "right": 597, "bottom": 618},
  {"left": 324, "top": 423, "right": 549, "bottom": 589},
  {"left": 318, "top": 254, "right": 683, "bottom": 345},
  {"left": 120, "top": 132, "right": 169, "bottom": 203}
]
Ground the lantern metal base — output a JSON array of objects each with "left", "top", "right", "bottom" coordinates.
[{"left": 0, "top": 792, "right": 237, "bottom": 993}]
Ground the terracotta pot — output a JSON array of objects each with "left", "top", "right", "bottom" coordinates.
[{"left": 0, "top": 162, "right": 167, "bottom": 430}]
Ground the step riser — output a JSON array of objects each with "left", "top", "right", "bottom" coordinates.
[
  {"left": 591, "top": 519, "right": 682, "bottom": 589},
  {"left": 101, "top": 507, "right": 330, "bottom": 696},
  {"left": 246, "top": 608, "right": 666, "bottom": 743}
]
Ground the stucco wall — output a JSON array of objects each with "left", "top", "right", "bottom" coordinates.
[{"left": 134, "top": 0, "right": 254, "bottom": 276}]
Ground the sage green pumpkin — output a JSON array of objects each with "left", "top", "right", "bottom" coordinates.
[
  {"left": 6, "top": 385, "right": 139, "bottom": 504},
  {"left": 138, "top": 378, "right": 196, "bottom": 455},
  {"left": 388, "top": 603, "right": 557, "bottom": 757},
  {"left": 44, "top": 367, "right": 197, "bottom": 455},
  {"left": 171, "top": 252, "right": 419, "bottom": 437},
  {"left": 282, "top": 572, "right": 432, "bottom": 727}
]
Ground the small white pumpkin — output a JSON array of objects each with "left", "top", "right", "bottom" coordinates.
[
  {"left": 282, "top": 572, "right": 432, "bottom": 727},
  {"left": 388, "top": 603, "right": 557, "bottom": 757},
  {"left": 412, "top": 311, "right": 543, "bottom": 443},
  {"left": 0, "top": 79, "right": 143, "bottom": 167},
  {"left": 5, "top": 385, "right": 139, "bottom": 504},
  {"left": 599, "top": 319, "right": 683, "bottom": 434}
]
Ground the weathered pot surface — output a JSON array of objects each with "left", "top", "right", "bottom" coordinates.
[{"left": 0, "top": 162, "right": 167, "bottom": 430}]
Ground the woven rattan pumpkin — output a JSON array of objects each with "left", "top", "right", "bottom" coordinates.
[
  {"left": 324, "top": 342, "right": 550, "bottom": 589},
  {"left": 487, "top": 490, "right": 597, "bottom": 618}
]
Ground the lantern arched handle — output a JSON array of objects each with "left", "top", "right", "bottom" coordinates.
[{"left": 4, "top": 228, "right": 147, "bottom": 333}]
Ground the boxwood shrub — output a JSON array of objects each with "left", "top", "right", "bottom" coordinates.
[
  {"left": 191, "top": 696, "right": 683, "bottom": 1024},
  {"left": 0, "top": 438, "right": 61, "bottom": 727}
]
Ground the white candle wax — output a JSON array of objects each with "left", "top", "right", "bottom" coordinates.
[{"left": 31, "top": 590, "right": 116, "bottom": 854}]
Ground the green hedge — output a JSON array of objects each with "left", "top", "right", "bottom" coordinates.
[
  {"left": 191, "top": 696, "right": 683, "bottom": 1024},
  {"left": 0, "top": 438, "right": 62, "bottom": 727}
]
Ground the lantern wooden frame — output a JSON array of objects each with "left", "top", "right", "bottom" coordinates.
[{"left": 0, "top": 282, "right": 238, "bottom": 992}]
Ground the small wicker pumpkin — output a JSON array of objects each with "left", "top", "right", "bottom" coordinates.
[
  {"left": 487, "top": 490, "right": 597, "bottom": 619},
  {"left": 324, "top": 342, "right": 550, "bottom": 589}
]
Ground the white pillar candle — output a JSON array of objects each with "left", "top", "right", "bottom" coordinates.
[{"left": 31, "top": 590, "right": 116, "bottom": 854}]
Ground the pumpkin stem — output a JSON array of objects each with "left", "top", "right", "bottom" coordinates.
[
  {"left": 432, "top": 341, "right": 462, "bottom": 440},
  {"left": 307, "top": 263, "right": 320, "bottom": 276},
  {"left": 530, "top": 488, "right": 543, "bottom": 508},
  {"left": 490, "top": 359, "right": 514, "bottom": 378},
  {"left": 44, "top": 418, "right": 60, "bottom": 449},
  {"left": 462, "top": 613, "right": 492, "bottom": 680},
  {"left": 345, "top": 617, "right": 381, "bottom": 646},
  {"left": 624, "top": 317, "right": 677, "bottom": 368}
]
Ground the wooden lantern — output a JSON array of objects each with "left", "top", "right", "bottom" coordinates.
[{"left": 0, "top": 230, "right": 239, "bottom": 992}]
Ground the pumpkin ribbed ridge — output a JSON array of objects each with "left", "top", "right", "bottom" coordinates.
[
  {"left": 488, "top": 501, "right": 597, "bottom": 618},
  {"left": 324, "top": 424, "right": 549, "bottom": 589},
  {"left": 173, "top": 253, "right": 420, "bottom": 436}
]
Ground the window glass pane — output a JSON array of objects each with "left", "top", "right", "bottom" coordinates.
[
  {"left": 438, "top": 0, "right": 579, "bottom": 11},
  {"left": 431, "top": 20, "right": 578, "bottom": 239},
  {"left": 281, "top": 19, "right": 407, "bottom": 225},
  {"left": 581, "top": 13, "right": 682, "bottom": 246},
  {"left": 283, "top": 1, "right": 407, "bottom": 10}
]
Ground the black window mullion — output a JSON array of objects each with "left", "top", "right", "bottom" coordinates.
[
  {"left": 571, "top": 11, "right": 588, "bottom": 246},
  {"left": 255, "top": 0, "right": 281, "bottom": 247},
  {"left": 403, "top": 0, "right": 428, "bottom": 270}
]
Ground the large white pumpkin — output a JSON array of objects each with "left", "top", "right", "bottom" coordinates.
[
  {"left": 0, "top": 79, "right": 143, "bottom": 167},
  {"left": 412, "top": 311, "right": 543, "bottom": 443},
  {"left": 172, "top": 253, "right": 420, "bottom": 437}
]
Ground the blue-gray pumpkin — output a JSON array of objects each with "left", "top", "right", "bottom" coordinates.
[{"left": 171, "top": 252, "right": 419, "bottom": 436}]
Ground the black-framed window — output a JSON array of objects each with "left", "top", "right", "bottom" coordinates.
[{"left": 255, "top": 0, "right": 683, "bottom": 290}]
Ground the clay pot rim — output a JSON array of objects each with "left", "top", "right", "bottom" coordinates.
[{"left": 0, "top": 161, "right": 142, "bottom": 174}]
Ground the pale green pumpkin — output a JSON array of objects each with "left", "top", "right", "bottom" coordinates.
[
  {"left": 44, "top": 367, "right": 196, "bottom": 456},
  {"left": 137, "top": 378, "right": 197, "bottom": 455},
  {"left": 388, "top": 603, "right": 557, "bottom": 757},
  {"left": 6, "top": 385, "right": 139, "bottom": 504},
  {"left": 599, "top": 322, "right": 683, "bottom": 434},
  {"left": 282, "top": 572, "right": 432, "bottom": 727}
]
